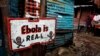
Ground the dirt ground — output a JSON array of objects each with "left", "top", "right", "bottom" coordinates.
[{"left": 45, "top": 32, "right": 100, "bottom": 56}]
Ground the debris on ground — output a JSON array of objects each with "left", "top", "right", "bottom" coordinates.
[{"left": 45, "top": 32, "right": 100, "bottom": 56}]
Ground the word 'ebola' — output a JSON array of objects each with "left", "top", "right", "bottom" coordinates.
[{"left": 21, "top": 25, "right": 48, "bottom": 34}]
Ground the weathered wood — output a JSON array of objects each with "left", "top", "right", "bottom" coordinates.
[
  {"left": 0, "top": 0, "right": 7, "bottom": 7},
  {"left": 94, "top": 0, "right": 100, "bottom": 8},
  {"left": 1, "top": 4, "right": 10, "bottom": 56},
  {"left": 40, "top": 0, "right": 46, "bottom": 17}
]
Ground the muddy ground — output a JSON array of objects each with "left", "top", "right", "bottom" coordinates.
[{"left": 45, "top": 32, "right": 100, "bottom": 56}]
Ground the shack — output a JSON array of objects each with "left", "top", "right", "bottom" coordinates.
[{"left": 0, "top": 0, "right": 74, "bottom": 56}]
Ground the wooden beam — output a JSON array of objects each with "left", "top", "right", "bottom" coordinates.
[{"left": 40, "top": 0, "right": 46, "bottom": 17}]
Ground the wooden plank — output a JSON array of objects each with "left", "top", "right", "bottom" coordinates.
[
  {"left": 0, "top": 0, "right": 7, "bottom": 7},
  {"left": 0, "top": 7, "right": 7, "bottom": 56},
  {"left": 40, "top": 0, "right": 46, "bottom": 17},
  {"left": 94, "top": 0, "right": 100, "bottom": 8},
  {"left": 1, "top": 5, "right": 10, "bottom": 56}
]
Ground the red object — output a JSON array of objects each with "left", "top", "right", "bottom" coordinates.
[
  {"left": 95, "top": 24, "right": 100, "bottom": 29},
  {"left": 25, "top": 0, "right": 40, "bottom": 17}
]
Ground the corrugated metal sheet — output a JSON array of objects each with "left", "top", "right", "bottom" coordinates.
[
  {"left": 47, "top": 32, "right": 73, "bottom": 49},
  {"left": 46, "top": 0, "right": 74, "bottom": 49},
  {"left": 46, "top": 0, "right": 74, "bottom": 29},
  {"left": 8, "top": 0, "right": 25, "bottom": 17},
  {"left": 9, "top": 0, "right": 19, "bottom": 17}
]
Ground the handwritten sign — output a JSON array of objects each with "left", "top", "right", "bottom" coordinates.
[{"left": 7, "top": 18, "right": 56, "bottom": 51}]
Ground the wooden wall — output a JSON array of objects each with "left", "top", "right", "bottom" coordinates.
[
  {"left": 94, "top": 0, "right": 100, "bottom": 8},
  {"left": 74, "top": 7, "right": 92, "bottom": 29}
]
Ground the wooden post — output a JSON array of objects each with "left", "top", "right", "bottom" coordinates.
[
  {"left": 77, "top": 7, "right": 82, "bottom": 32},
  {"left": 0, "top": 8, "right": 7, "bottom": 56},
  {"left": 0, "top": 0, "right": 12, "bottom": 55},
  {"left": 40, "top": 0, "right": 46, "bottom": 17}
]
